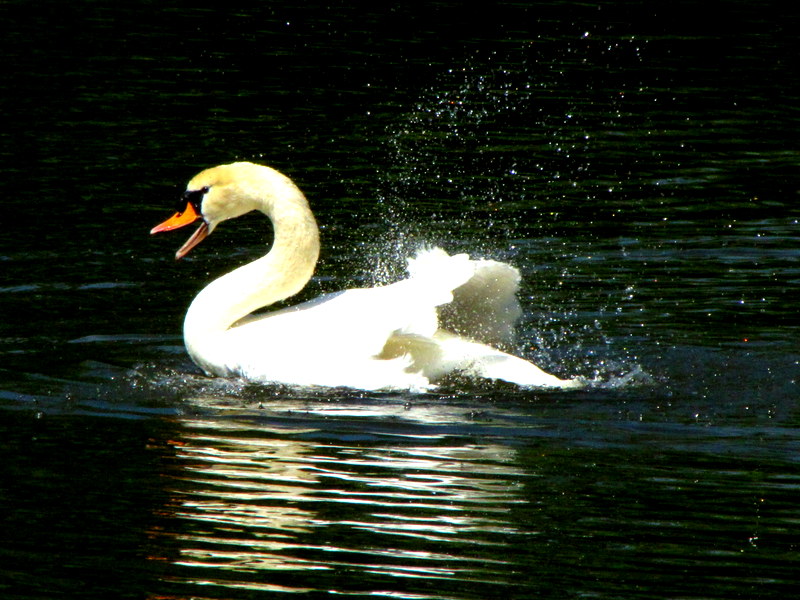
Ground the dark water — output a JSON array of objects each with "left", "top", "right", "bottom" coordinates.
[{"left": 1, "top": 1, "right": 798, "bottom": 598}]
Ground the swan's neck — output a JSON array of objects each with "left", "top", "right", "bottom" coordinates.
[{"left": 183, "top": 175, "right": 320, "bottom": 369}]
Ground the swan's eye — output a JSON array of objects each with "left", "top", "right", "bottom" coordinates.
[{"left": 177, "top": 186, "right": 210, "bottom": 213}]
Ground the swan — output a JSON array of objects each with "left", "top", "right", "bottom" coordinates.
[{"left": 151, "top": 161, "right": 580, "bottom": 391}]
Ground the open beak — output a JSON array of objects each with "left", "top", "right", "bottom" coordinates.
[{"left": 151, "top": 203, "right": 210, "bottom": 260}]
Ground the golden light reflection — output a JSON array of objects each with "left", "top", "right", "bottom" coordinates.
[{"left": 154, "top": 404, "right": 531, "bottom": 596}]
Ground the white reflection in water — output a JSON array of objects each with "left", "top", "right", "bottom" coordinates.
[{"left": 160, "top": 409, "right": 530, "bottom": 596}]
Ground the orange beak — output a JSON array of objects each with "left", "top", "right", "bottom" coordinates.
[{"left": 151, "top": 202, "right": 210, "bottom": 260}]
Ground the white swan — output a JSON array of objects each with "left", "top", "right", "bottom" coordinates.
[{"left": 151, "top": 161, "right": 580, "bottom": 391}]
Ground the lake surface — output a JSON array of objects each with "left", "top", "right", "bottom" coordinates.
[{"left": 1, "top": 1, "right": 798, "bottom": 598}]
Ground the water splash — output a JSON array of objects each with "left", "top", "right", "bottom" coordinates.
[{"left": 368, "top": 46, "right": 650, "bottom": 387}]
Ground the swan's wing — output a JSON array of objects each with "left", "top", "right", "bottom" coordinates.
[{"left": 421, "top": 253, "right": 523, "bottom": 347}]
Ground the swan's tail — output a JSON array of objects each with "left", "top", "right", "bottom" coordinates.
[
  {"left": 382, "top": 330, "right": 582, "bottom": 389},
  {"left": 469, "top": 350, "right": 583, "bottom": 389},
  {"left": 431, "top": 331, "right": 582, "bottom": 388}
]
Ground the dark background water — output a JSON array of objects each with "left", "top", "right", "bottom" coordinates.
[{"left": 1, "top": 1, "right": 798, "bottom": 598}]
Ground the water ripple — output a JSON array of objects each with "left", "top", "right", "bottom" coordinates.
[{"left": 158, "top": 418, "right": 531, "bottom": 596}]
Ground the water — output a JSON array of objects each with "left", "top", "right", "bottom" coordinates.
[{"left": 1, "top": 0, "right": 799, "bottom": 598}]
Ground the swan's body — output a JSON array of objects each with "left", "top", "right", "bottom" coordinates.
[{"left": 152, "top": 162, "right": 580, "bottom": 391}]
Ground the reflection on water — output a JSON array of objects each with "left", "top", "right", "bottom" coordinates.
[
  {"left": 136, "top": 395, "right": 800, "bottom": 599},
  {"left": 160, "top": 411, "right": 530, "bottom": 597}
]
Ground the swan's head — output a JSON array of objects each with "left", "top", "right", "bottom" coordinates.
[{"left": 151, "top": 162, "right": 266, "bottom": 259}]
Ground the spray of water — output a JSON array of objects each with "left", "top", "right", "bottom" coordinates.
[{"left": 368, "top": 45, "right": 650, "bottom": 387}]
